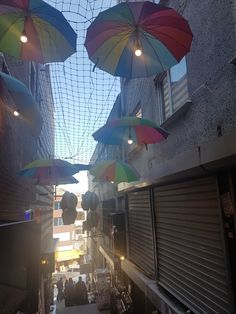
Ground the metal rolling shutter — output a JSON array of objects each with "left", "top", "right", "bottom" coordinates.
[
  {"left": 128, "top": 189, "right": 155, "bottom": 278},
  {"left": 154, "top": 177, "right": 232, "bottom": 314}
]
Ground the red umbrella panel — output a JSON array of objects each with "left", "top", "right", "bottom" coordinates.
[
  {"left": 85, "top": 1, "right": 193, "bottom": 78},
  {"left": 92, "top": 117, "right": 169, "bottom": 146}
]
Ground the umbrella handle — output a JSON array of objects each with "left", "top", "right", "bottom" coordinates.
[{"left": 92, "top": 58, "right": 99, "bottom": 72}]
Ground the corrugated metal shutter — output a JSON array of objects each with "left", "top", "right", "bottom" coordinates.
[
  {"left": 128, "top": 189, "right": 155, "bottom": 278},
  {"left": 154, "top": 177, "right": 233, "bottom": 313}
]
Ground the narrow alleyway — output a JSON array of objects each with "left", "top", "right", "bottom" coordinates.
[{"left": 56, "top": 300, "right": 110, "bottom": 314}]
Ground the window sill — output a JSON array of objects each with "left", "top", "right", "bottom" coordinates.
[{"left": 161, "top": 99, "right": 192, "bottom": 128}]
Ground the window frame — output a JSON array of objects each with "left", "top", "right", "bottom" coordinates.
[{"left": 155, "top": 59, "right": 189, "bottom": 124}]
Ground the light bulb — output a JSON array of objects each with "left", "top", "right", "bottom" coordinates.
[
  {"left": 13, "top": 110, "right": 19, "bottom": 116},
  {"left": 111, "top": 181, "right": 114, "bottom": 184},
  {"left": 135, "top": 49, "right": 142, "bottom": 57},
  {"left": 128, "top": 138, "right": 133, "bottom": 145},
  {"left": 120, "top": 256, "right": 125, "bottom": 260},
  {"left": 20, "top": 34, "right": 28, "bottom": 43}
]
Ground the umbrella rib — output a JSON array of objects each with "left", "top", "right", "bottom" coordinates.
[
  {"left": 0, "top": 14, "right": 23, "bottom": 44},
  {"left": 140, "top": 33, "right": 149, "bottom": 77},
  {"left": 144, "top": 32, "right": 170, "bottom": 72}
]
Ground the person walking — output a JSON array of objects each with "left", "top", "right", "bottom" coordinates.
[
  {"left": 65, "top": 278, "right": 75, "bottom": 307},
  {"left": 56, "top": 278, "right": 64, "bottom": 302},
  {"left": 74, "top": 276, "right": 88, "bottom": 305}
]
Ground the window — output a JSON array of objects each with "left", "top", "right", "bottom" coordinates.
[
  {"left": 135, "top": 107, "right": 142, "bottom": 118},
  {"left": 54, "top": 201, "right": 61, "bottom": 210},
  {"left": 130, "top": 101, "right": 142, "bottom": 118},
  {"left": 53, "top": 217, "right": 63, "bottom": 226},
  {"left": 75, "top": 226, "right": 83, "bottom": 234},
  {"left": 76, "top": 212, "right": 85, "bottom": 221},
  {"left": 156, "top": 58, "right": 189, "bottom": 123}
]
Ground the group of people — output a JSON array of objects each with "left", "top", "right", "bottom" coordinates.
[{"left": 56, "top": 276, "right": 89, "bottom": 307}]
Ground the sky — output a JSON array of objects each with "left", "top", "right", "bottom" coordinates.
[{"left": 44, "top": 0, "right": 121, "bottom": 193}]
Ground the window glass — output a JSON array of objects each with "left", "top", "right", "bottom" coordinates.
[
  {"left": 170, "top": 57, "right": 187, "bottom": 82},
  {"left": 54, "top": 201, "right": 61, "bottom": 210},
  {"left": 135, "top": 108, "right": 142, "bottom": 118},
  {"left": 159, "top": 57, "right": 188, "bottom": 122},
  {"left": 53, "top": 217, "right": 63, "bottom": 226}
]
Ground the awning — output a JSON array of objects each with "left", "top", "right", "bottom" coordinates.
[{"left": 55, "top": 249, "right": 84, "bottom": 262}]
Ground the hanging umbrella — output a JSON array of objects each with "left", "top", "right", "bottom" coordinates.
[
  {"left": 0, "top": 71, "right": 42, "bottom": 136},
  {"left": 38, "top": 176, "right": 79, "bottom": 186},
  {"left": 85, "top": 1, "right": 193, "bottom": 78},
  {"left": 74, "top": 163, "right": 92, "bottom": 171},
  {"left": 0, "top": 0, "right": 77, "bottom": 63},
  {"left": 89, "top": 160, "right": 140, "bottom": 184},
  {"left": 93, "top": 116, "right": 169, "bottom": 146},
  {"left": 18, "top": 159, "right": 79, "bottom": 185}
]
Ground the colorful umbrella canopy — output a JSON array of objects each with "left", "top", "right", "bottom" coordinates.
[
  {"left": 0, "top": 71, "right": 42, "bottom": 136},
  {"left": 93, "top": 116, "right": 169, "bottom": 145},
  {"left": 39, "top": 176, "right": 79, "bottom": 186},
  {"left": 0, "top": 0, "right": 77, "bottom": 63},
  {"left": 18, "top": 159, "right": 79, "bottom": 185},
  {"left": 74, "top": 163, "right": 92, "bottom": 171},
  {"left": 89, "top": 160, "right": 140, "bottom": 184},
  {"left": 85, "top": 1, "right": 193, "bottom": 78}
]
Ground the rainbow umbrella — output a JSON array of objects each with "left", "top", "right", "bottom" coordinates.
[
  {"left": 18, "top": 159, "right": 80, "bottom": 185},
  {"left": 0, "top": 71, "right": 42, "bottom": 136},
  {"left": 85, "top": 1, "right": 193, "bottom": 78},
  {"left": 93, "top": 117, "right": 169, "bottom": 146},
  {"left": 89, "top": 160, "right": 140, "bottom": 184},
  {"left": 39, "top": 176, "right": 79, "bottom": 186},
  {"left": 0, "top": 0, "right": 77, "bottom": 63}
]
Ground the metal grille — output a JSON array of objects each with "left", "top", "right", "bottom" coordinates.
[
  {"left": 154, "top": 177, "right": 232, "bottom": 313},
  {"left": 128, "top": 190, "right": 155, "bottom": 278}
]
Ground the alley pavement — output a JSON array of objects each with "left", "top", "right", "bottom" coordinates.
[{"left": 56, "top": 300, "right": 110, "bottom": 314}]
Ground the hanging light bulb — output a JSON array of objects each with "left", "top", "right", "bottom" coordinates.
[
  {"left": 13, "top": 110, "right": 19, "bottom": 116},
  {"left": 128, "top": 127, "right": 133, "bottom": 144},
  {"left": 134, "top": 40, "right": 142, "bottom": 57},
  {"left": 135, "top": 48, "right": 142, "bottom": 57},
  {"left": 128, "top": 137, "right": 133, "bottom": 145},
  {"left": 111, "top": 180, "right": 114, "bottom": 184},
  {"left": 20, "top": 31, "right": 28, "bottom": 43}
]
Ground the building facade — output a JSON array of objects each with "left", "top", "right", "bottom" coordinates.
[
  {"left": 89, "top": 1, "right": 236, "bottom": 313},
  {"left": 0, "top": 53, "right": 55, "bottom": 314},
  {"left": 53, "top": 188, "right": 87, "bottom": 273}
]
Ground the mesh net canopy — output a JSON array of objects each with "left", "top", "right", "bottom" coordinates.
[{"left": 46, "top": 0, "right": 120, "bottom": 164}]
